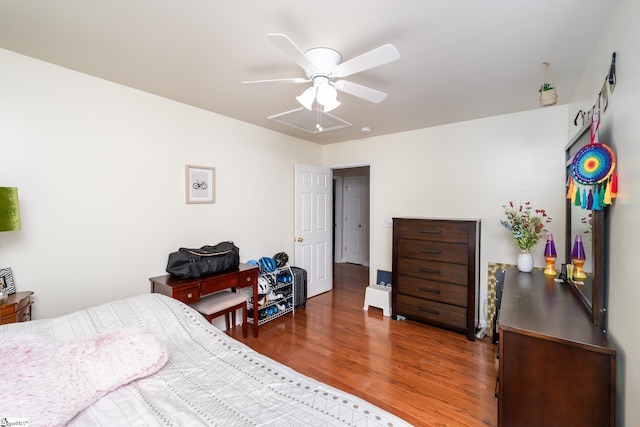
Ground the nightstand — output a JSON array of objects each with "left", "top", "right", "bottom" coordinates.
[{"left": 0, "top": 291, "right": 33, "bottom": 324}]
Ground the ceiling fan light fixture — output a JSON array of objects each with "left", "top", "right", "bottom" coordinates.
[
  {"left": 316, "top": 83, "right": 340, "bottom": 112},
  {"left": 247, "top": 34, "right": 400, "bottom": 119},
  {"left": 321, "top": 97, "right": 341, "bottom": 113},
  {"left": 296, "top": 87, "right": 316, "bottom": 110}
]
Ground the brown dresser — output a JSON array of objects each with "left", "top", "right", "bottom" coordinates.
[
  {"left": 391, "top": 217, "right": 480, "bottom": 341},
  {"left": 498, "top": 267, "right": 616, "bottom": 426},
  {"left": 0, "top": 291, "right": 33, "bottom": 324}
]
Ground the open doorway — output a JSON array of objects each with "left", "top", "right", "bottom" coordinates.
[{"left": 332, "top": 166, "right": 370, "bottom": 268}]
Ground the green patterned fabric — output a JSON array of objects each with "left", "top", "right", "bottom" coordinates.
[{"left": 0, "top": 187, "right": 21, "bottom": 232}]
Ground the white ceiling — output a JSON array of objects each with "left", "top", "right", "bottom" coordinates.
[{"left": 0, "top": 1, "right": 618, "bottom": 145}]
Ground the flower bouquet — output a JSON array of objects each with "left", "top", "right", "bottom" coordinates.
[{"left": 500, "top": 201, "right": 552, "bottom": 251}]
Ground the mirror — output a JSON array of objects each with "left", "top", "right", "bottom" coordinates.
[{"left": 565, "top": 122, "right": 607, "bottom": 328}]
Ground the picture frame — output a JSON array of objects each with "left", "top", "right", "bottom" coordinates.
[
  {"left": 185, "top": 165, "right": 215, "bottom": 204},
  {"left": 0, "top": 267, "right": 16, "bottom": 295}
]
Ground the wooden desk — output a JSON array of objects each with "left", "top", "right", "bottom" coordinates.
[
  {"left": 498, "top": 267, "right": 616, "bottom": 426},
  {"left": 150, "top": 263, "right": 259, "bottom": 337}
]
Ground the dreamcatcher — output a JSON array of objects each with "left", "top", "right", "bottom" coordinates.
[{"left": 566, "top": 112, "right": 618, "bottom": 210}]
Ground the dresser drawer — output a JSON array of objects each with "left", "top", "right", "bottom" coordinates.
[
  {"left": 397, "top": 275, "right": 467, "bottom": 307},
  {"left": 238, "top": 268, "right": 258, "bottom": 288},
  {"left": 396, "top": 220, "right": 469, "bottom": 243},
  {"left": 14, "top": 303, "right": 31, "bottom": 323},
  {"left": 397, "top": 257, "right": 468, "bottom": 286},
  {"left": 201, "top": 274, "right": 238, "bottom": 295},
  {"left": 1, "top": 314, "right": 16, "bottom": 325},
  {"left": 396, "top": 294, "right": 467, "bottom": 329},
  {"left": 175, "top": 286, "right": 201, "bottom": 304},
  {"left": 397, "top": 238, "right": 468, "bottom": 263}
]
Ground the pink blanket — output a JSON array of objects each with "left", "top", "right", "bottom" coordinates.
[{"left": 0, "top": 327, "right": 167, "bottom": 427}]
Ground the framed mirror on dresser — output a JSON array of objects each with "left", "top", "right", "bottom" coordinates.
[
  {"left": 497, "top": 118, "right": 616, "bottom": 427},
  {"left": 565, "top": 120, "right": 609, "bottom": 329}
]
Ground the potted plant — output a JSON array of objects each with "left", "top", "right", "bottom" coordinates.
[
  {"left": 539, "top": 82, "right": 554, "bottom": 92},
  {"left": 500, "top": 201, "right": 552, "bottom": 272},
  {"left": 539, "top": 82, "right": 557, "bottom": 106}
]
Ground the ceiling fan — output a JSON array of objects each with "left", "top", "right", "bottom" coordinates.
[{"left": 243, "top": 34, "right": 400, "bottom": 113}]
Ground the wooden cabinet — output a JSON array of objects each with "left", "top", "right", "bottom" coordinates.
[
  {"left": 0, "top": 291, "right": 33, "bottom": 324},
  {"left": 498, "top": 268, "right": 616, "bottom": 426},
  {"left": 392, "top": 218, "right": 480, "bottom": 341}
]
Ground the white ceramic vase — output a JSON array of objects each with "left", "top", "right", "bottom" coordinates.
[{"left": 517, "top": 250, "right": 533, "bottom": 273}]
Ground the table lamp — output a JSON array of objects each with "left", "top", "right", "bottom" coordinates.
[
  {"left": 543, "top": 233, "right": 557, "bottom": 276},
  {"left": 571, "top": 234, "right": 587, "bottom": 279},
  {"left": 0, "top": 187, "right": 21, "bottom": 303},
  {"left": 0, "top": 187, "right": 21, "bottom": 232}
]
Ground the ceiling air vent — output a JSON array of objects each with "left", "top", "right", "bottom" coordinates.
[{"left": 268, "top": 107, "right": 352, "bottom": 134}]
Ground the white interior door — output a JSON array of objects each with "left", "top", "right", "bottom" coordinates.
[
  {"left": 343, "top": 176, "right": 367, "bottom": 265},
  {"left": 294, "top": 164, "right": 333, "bottom": 298}
]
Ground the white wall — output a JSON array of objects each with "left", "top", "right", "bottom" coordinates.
[
  {"left": 0, "top": 49, "right": 321, "bottom": 319},
  {"left": 2, "top": 0, "right": 638, "bottom": 419},
  {"left": 323, "top": 106, "right": 569, "bottom": 313},
  {"left": 569, "top": 0, "right": 640, "bottom": 424}
]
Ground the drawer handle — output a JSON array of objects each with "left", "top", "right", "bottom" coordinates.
[
  {"left": 419, "top": 286, "right": 441, "bottom": 294},
  {"left": 494, "top": 376, "right": 499, "bottom": 398},
  {"left": 419, "top": 267, "right": 441, "bottom": 275},
  {"left": 187, "top": 292, "right": 193, "bottom": 299},
  {"left": 419, "top": 249, "right": 441, "bottom": 254},
  {"left": 418, "top": 306, "right": 439, "bottom": 316},
  {"left": 419, "top": 229, "right": 441, "bottom": 234},
  {"left": 246, "top": 277, "right": 252, "bottom": 282}
]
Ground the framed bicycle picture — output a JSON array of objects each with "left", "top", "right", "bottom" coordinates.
[
  {"left": 186, "top": 165, "right": 215, "bottom": 204},
  {"left": 0, "top": 267, "right": 16, "bottom": 295}
]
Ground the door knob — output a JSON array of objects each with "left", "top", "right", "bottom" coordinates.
[
  {"left": 358, "top": 224, "right": 362, "bottom": 228},
  {"left": 296, "top": 237, "right": 304, "bottom": 242}
]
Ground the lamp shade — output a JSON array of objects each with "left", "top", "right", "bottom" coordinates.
[
  {"left": 0, "top": 187, "right": 21, "bottom": 232},
  {"left": 544, "top": 233, "right": 557, "bottom": 257},
  {"left": 296, "top": 87, "right": 316, "bottom": 110},
  {"left": 316, "top": 83, "right": 341, "bottom": 112},
  {"left": 321, "top": 96, "right": 341, "bottom": 113}
]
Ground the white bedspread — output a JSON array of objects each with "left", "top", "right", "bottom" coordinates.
[{"left": 0, "top": 293, "right": 412, "bottom": 427}]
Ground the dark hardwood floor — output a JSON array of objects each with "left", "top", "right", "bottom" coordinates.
[{"left": 234, "top": 263, "right": 498, "bottom": 427}]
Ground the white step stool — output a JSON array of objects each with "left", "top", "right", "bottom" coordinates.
[{"left": 363, "top": 284, "right": 392, "bottom": 316}]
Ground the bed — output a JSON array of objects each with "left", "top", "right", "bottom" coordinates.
[{"left": 0, "top": 293, "right": 412, "bottom": 427}]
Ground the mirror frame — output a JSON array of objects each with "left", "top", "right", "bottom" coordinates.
[{"left": 564, "top": 122, "right": 607, "bottom": 327}]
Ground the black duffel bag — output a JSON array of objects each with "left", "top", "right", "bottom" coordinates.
[{"left": 166, "top": 241, "right": 240, "bottom": 278}]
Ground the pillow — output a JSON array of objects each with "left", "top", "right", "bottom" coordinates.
[{"left": 0, "top": 327, "right": 168, "bottom": 427}]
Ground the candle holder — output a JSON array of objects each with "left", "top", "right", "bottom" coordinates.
[
  {"left": 571, "top": 234, "right": 587, "bottom": 279},
  {"left": 543, "top": 233, "right": 557, "bottom": 276}
]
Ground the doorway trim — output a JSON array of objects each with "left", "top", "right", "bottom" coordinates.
[
  {"left": 330, "top": 161, "right": 375, "bottom": 286},
  {"left": 333, "top": 175, "right": 343, "bottom": 263}
]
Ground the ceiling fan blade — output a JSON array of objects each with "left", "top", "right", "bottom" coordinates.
[
  {"left": 334, "top": 80, "right": 388, "bottom": 103},
  {"left": 332, "top": 44, "right": 400, "bottom": 78},
  {"left": 267, "top": 34, "right": 315, "bottom": 73},
  {"left": 242, "top": 77, "right": 309, "bottom": 84}
]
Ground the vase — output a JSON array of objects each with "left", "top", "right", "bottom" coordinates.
[{"left": 517, "top": 250, "right": 533, "bottom": 273}]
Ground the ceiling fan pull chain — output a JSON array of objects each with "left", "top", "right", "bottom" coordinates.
[{"left": 316, "top": 107, "right": 323, "bottom": 132}]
